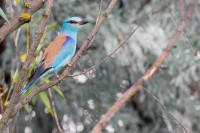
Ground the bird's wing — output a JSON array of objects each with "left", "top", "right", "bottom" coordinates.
[
  {"left": 42, "top": 35, "right": 68, "bottom": 68},
  {"left": 50, "top": 36, "right": 75, "bottom": 68},
  {"left": 28, "top": 35, "right": 68, "bottom": 82}
]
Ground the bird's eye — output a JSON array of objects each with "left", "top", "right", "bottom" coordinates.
[{"left": 69, "top": 20, "right": 77, "bottom": 24}]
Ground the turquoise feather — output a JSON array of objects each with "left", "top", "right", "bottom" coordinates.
[{"left": 20, "top": 17, "right": 89, "bottom": 95}]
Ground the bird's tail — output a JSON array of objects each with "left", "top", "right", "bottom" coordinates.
[
  {"left": 20, "top": 77, "right": 40, "bottom": 95},
  {"left": 20, "top": 64, "right": 52, "bottom": 95}
]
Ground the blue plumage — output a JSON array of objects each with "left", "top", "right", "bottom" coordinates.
[
  {"left": 20, "top": 17, "right": 89, "bottom": 95},
  {"left": 52, "top": 36, "right": 75, "bottom": 70}
]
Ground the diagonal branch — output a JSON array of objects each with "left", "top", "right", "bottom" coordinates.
[
  {"left": 90, "top": 1, "right": 196, "bottom": 133},
  {"left": 143, "top": 88, "right": 187, "bottom": 132},
  {"left": 69, "top": 22, "right": 144, "bottom": 77},
  {"left": 14, "top": 0, "right": 117, "bottom": 116},
  {"left": 0, "top": 0, "right": 47, "bottom": 43},
  {"left": 0, "top": 0, "right": 53, "bottom": 131}
]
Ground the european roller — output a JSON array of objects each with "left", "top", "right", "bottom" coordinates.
[{"left": 20, "top": 17, "right": 89, "bottom": 95}]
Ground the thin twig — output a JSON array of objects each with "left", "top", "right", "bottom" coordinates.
[
  {"left": 69, "top": 22, "right": 143, "bottom": 77},
  {"left": 0, "top": 94, "right": 3, "bottom": 114},
  {"left": 144, "top": 88, "right": 188, "bottom": 133},
  {"left": 14, "top": 0, "right": 117, "bottom": 116},
  {"left": 48, "top": 89, "right": 63, "bottom": 133},
  {"left": 86, "top": 0, "right": 103, "bottom": 50},
  {"left": 9, "top": 0, "right": 14, "bottom": 19},
  {"left": 169, "top": 8, "right": 197, "bottom": 56},
  {"left": 0, "top": 0, "right": 53, "bottom": 131},
  {"left": 90, "top": 1, "right": 195, "bottom": 133},
  {"left": 96, "top": 0, "right": 103, "bottom": 24},
  {"left": 151, "top": 0, "right": 173, "bottom": 14}
]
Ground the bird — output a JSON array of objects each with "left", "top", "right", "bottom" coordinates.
[{"left": 20, "top": 17, "right": 89, "bottom": 95}]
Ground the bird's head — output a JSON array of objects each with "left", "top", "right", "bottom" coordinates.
[{"left": 60, "top": 17, "right": 89, "bottom": 36}]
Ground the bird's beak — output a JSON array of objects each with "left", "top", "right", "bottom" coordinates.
[{"left": 79, "top": 19, "right": 89, "bottom": 25}]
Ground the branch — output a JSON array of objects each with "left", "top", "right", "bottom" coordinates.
[
  {"left": 14, "top": 0, "right": 117, "bottom": 115},
  {"left": 86, "top": 0, "right": 103, "bottom": 50},
  {"left": 0, "top": 94, "right": 3, "bottom": 114},
  {"left": 48, "top": 89, "right": 63, "bottom": 133},
  {"left": 143, "top": 88, "right": 188, "bottom": 132},
  {"left": 179, "top": 0, "right": 185, "bottom": 20},
  {"left": 0, "top": 0, "right": 53, "bottom": 131},
  {"left": 90, "top": 1, "right": 196, "bottom": 133},
  {"left": 69, "top": 22, "right": 143, "bottom": 77},
  {"left": 169, "top": 6, "right": 197, "bottom": 57},
  {"left": 96, "top": 0, "right": 103, "bottom": 24},
  {"left": 0, "top": 0, "right": 47, "bottom": 43}
]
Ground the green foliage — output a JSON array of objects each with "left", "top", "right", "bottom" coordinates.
[
  {"left": 0, "top": 7, "right": 8, "bottom": 22},
  {"left": 45, "top": 22, "right": 57, "bottom": 33},
  {"left": 42, "top": 78, "right": 65, "bottom": 99},
  {"left": 24, "top": 104, "right": 31, "bottom": 113},
  {"left": 16, "top": 0, "right": 20, "bottom": 4},
  {"left": 39, "top": 91, "right": 54, "bottom": 116}
]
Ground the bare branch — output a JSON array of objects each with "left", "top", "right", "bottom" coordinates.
[
  {"left": 0, "top": 94, "right": 3, "bottom": 114},
  {"left": 144, "top": 88, "right": 188, "bottom": 133},
  {"left": 169, "top": 7, "right": 197, "bottom": 57},
  {"left": 96, "top": 0, "right": 103, "bottom": 24},
  {"left": 0, "top": 0, "right": 53, "bottom": 131},
  {"left": 87, "top": 0, "right": 103, "bottom": 50},
  {"left": 48, "top": 89, "right": 63, "bottom": 133},
  {"left": 179, "top": 0, "right": 186, "bottom": 20},
  {"left": 14, "top": 0, "right": 117, "bottom": 116},
  {"left": 90, "top": 1, "right": 196, "bottom": 133},
  {"left": 69, "top": 22, "right": 144, "bottom": 77},
  {"left": 0, "top": 0, "right": 47, "bottom": 43}
]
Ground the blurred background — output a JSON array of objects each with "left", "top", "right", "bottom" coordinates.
[{"left": 1, "top": 0, "right": 200, "bottom": 133}]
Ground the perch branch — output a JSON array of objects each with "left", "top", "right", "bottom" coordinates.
[
  {"left": 0, "top": 0, "right": 53, "bottom": 131},
  {"left": 14, "top": 0, "right": 117, "bottom": 115},
  {"left": 90, "top": 1, "right": 196, "bottom": 133},
  {"left": 0, "top": 0, "right": 47, "bottom": 43}
]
